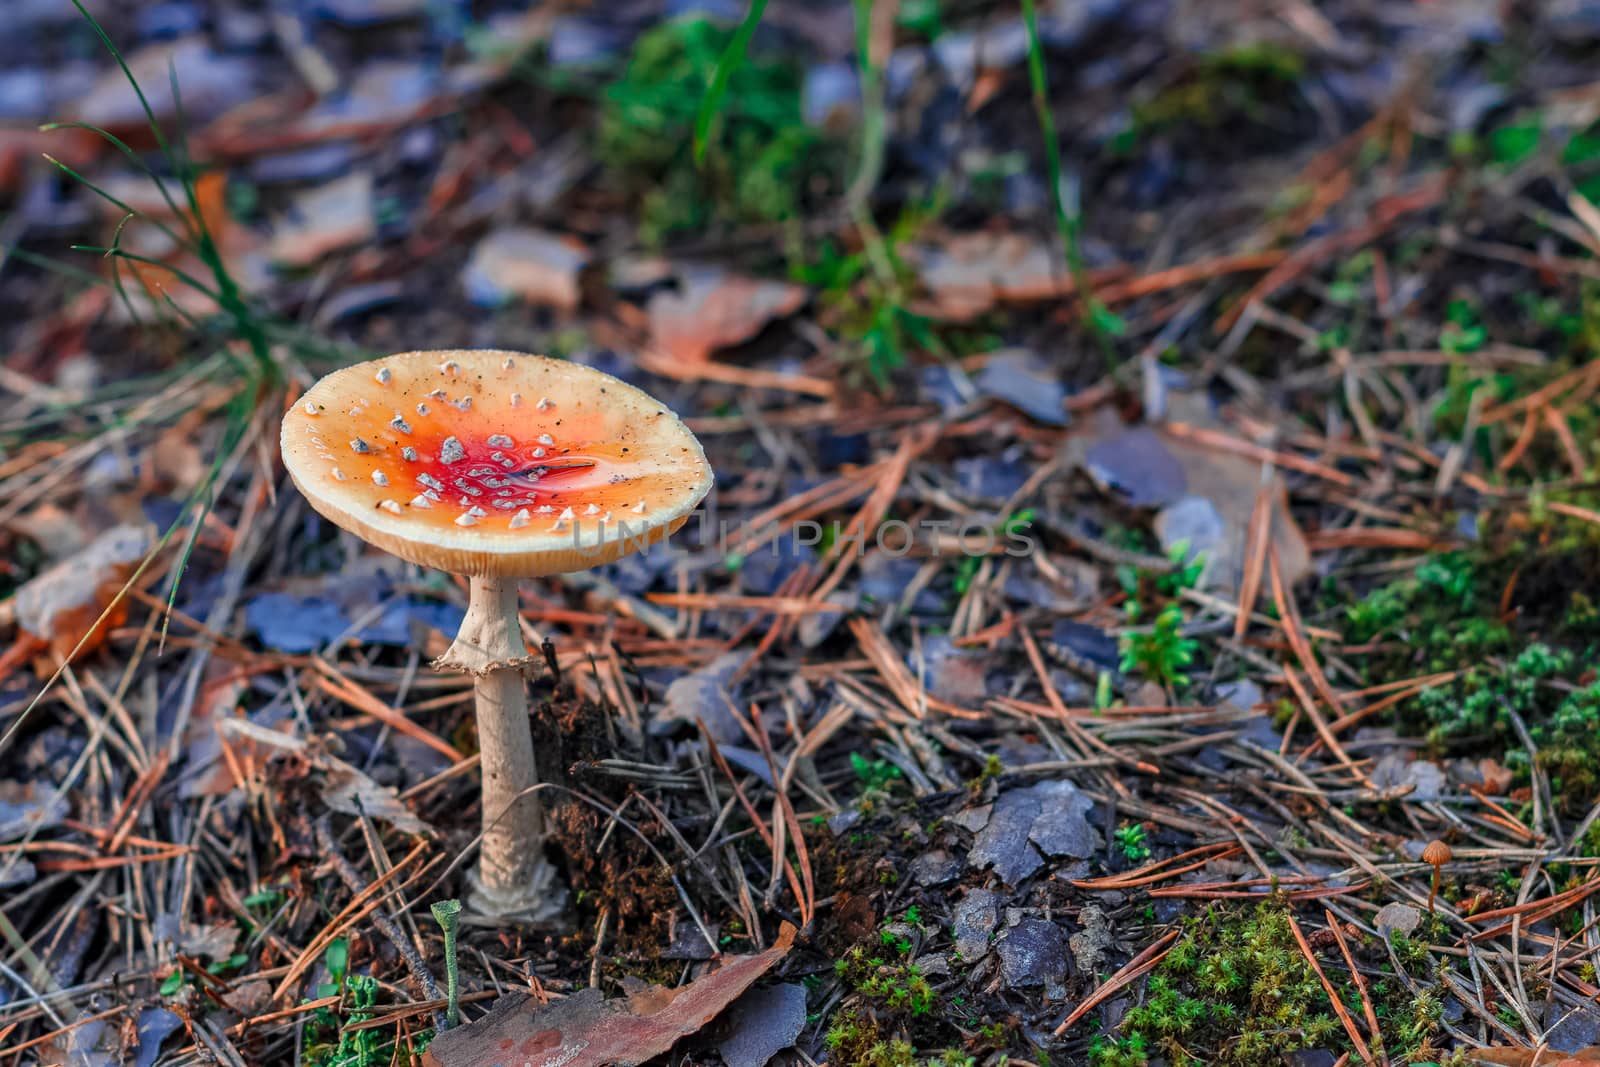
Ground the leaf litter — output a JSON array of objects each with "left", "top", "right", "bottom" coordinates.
[{"left": 5, "top": 2, "right": 1600, "bottom": 1066}]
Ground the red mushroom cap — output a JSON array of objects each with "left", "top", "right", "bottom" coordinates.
[{"left": 280, "top": 350, "right": 713, "bottom": 576}]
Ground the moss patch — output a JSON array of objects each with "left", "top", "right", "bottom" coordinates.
[{"left": 1092, "top": 900, "right": 1440, "bottom": 1067}]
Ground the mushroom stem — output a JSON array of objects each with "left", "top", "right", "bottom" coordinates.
[{"left": 436, "top": 576, "right": 556, "bottom": 918}]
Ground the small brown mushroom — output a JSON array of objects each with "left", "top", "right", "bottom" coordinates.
[
  {"left": 281, "top": 350, "right": 713, "bottom": 919},
  {"left": 1422, "top": 839, "right": 1452, "bottom": 914}
]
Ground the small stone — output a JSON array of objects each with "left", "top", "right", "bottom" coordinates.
[
  {"left": 976, "top": 349, "right": 1069, "bottom": 426},
  {"left": 717, "top": 983, "right": 807, "bottom": 1067},
  {"left": 909, "top": 850, "right": 962, "bottom": 886},
  {"left": 1028, "top": 780, "right": 1096, "bottom": 858},
  {"left": 1069, "top": 906, "right": 1113, "bottom": 974},
  {"left": 953, "top": 889, "right": 1000, "bottom": 962},
  {"left": 951, "top": 804, "right": 992, "bottom": 833},
  {"left": 996, "top": 917, "right": 1069, "bottom": 996}
]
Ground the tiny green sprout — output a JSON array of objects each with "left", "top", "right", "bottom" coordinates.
[
  {"left": 1115, "top": 822, "right": 1152, "bottom": 863},
  {"left": 1095, "top": 670, "right": 1114, "bottom": 711},
  {"left": 431, "top": 899, "right": 463, "bottom": 1030}
]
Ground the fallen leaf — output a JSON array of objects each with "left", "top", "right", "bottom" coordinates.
[
  {"left": 215, "top": 718, "right": 432, "bottom": 834},
  {"left": 12, "top": 523, "right": 153, "bottom": 662},
  {"left": 975, "top": 349, "right": 1070, "bottom": 426},
  {"left": 1479, "top": 757, "right": 1514, "bottom": 795},
  {"left": 1463, "top": 1049, "right": 1600, "bottom": 1066},
  {"left": 969, "top": 780, "right": 1096, "bottom": 884},
  {"left": 647, "top": 268, "right": 807, "bottom": 365},
  {"left": 75, "top": 37, "right": 260, "bottom": 131},
  {"left": 1373, "top": 902, "right": 1420, "bottom": 938},
  {"left": 267, "top": 172, "right": 376, "bottom": 268},
  {"left": 909, "top": 232, "right": 1067, "bottom": 320},
  {"left": 1064, "top": 407, "right": 1310, "bottom": 591},
  {"left": 463, "top": 227, "right": 589, "bottom": 310},
  {"left": 0, "top": 125, "right": 99, "bottom": 197},
  {"left": 0, "top": 780, "right": 69, "bottom": 841},
  {"left": 423, "top": 924, "right": 796, "bottom": 1067},
  {"left": 653, "top": 652, "right": 750, "bottom": 744},
  {"left": 907, "top": 231, "right": 1124, "bottom": 321}
]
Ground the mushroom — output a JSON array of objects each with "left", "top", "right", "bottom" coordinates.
[
  {"left": 280, "top": 350, "right": 713, "bottom": 918},
  {"left": 1422, "top": 839, "right": 1451, "bottom": 914}
]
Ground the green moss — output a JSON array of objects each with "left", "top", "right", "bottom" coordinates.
[
  {"left": 836, "top": 943, "right": 936, "bottom": 1016},
  {"left": 1130, "top": 43, "right": 1306, "bottom": 134},
  {"left": 597, "top": 16, "right": 840, "bottom": 242},
  {"left": 1340, "top": 523, "right": 1600, "bottom": 809},
  {"left": 1097, "top": 901, "right": 1439, "bottom": 1067},
  {"left": 825, "top": 1005, "right": 918, "bottom": 1067}
]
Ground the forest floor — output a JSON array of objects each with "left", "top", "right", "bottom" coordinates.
[{"left": 6, "top": 1, "right": 1600, "bottom": 1065}]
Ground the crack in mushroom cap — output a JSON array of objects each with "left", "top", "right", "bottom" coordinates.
[{"left": 281, "top": 350, "right": 714, "bottom": 576}]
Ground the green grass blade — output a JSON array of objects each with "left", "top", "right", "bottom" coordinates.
[
  {"left": 693, "top": 0, "right": 770, "bottom": 167},
  {"left": 41, "top": 123, "right": 198, "bottom": 246},
  {"left": 1019, "top": 0, "right": 1120, "bottom": 366},
  {"left": 41, "top": 154, "right": 192, "bottom": 252}
]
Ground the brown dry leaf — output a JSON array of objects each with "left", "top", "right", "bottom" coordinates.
[
  {"left": 11, "top": 523, "right": 153, "bottom": 662},
  {"left": 1478, "top": 758, "right": 1515, "bottom": 795},
  {"left": 1155, "top": 438, "right": 1311, "bottom": 592},
  {"left": 463, "top": 228, "right": 590, "bottom": 311},
  {"left": 647, "top": 268, "right": 807, "bottom": 365},
  {"left": 0, "top": 125, "right": 99, "bottom": 197},
  {"left": 907, "top": 231, "right": 1127, "bottom": 321},
  {"left": 267, "top": 172, "right": 376, "bottom": 268},
  {"left": 1463, "top": 1049, "right": 1600, "bottom": 1066},
  {"left": 75, "top": 36, "right": 260, "bottom": 131},
  {"left": 213, "top": 718, "right": 432, "bottom": 833},
  {"left": 1063, "top": 408, "right": 1310, "bottom": 592},
  {"left": 423, "top": 924, "right": 797, "bottom": 1067},
  {"left": 908, "top": 232, "right": 1069, "bottom": 320},
  {"left": 115, "top": 170, "right": 271, "bottom": 320}
]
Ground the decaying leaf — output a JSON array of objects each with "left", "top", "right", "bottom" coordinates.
[
  {"left": 11, "top": 523, "right": 153, "bottom": 662},
  {"left": 423, "top": 924, "right": 796, "bottom": 1067},
  {"left": 908, "top": 231, "right": 1070, "bottom": 320},
  {"left": 647, "top": 268, "right": 807, "bottom": 365},
  {"left": 463, "top": 227, "right": 589, "bottom": 310},
  {"left": 267, "top": 172, "right": 377, "bottom": 268},
  {"left": 215, "top": 718, "right": 432, "bottom": 834},
  {"left": 1463, "top": 1048, "right": 1600, "bottom": 1066},
  {"left": 1064, "top": 408, "right": 1310, "bottom": 592},
  {"left": 0, "top": 780, "right": 69, "bottom": 841}
]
